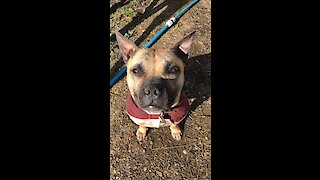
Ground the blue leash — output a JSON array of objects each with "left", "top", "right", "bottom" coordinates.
[{"left": 110, "top": 0, "right": 200, "bottom": 88}]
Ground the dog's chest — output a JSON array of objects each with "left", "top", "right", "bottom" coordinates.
[{"left": 127, "top": 114, "right": 173, "bottom": 128}]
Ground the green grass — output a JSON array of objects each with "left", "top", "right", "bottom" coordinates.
[
  {"left": 125, "top": 9, "right": 136, "bottom": 17},
  {"left": 110, "top": 6, "right": 136, "bottom": 21},
  {"left": 124, "top": 30, "right": 136, "bottom": 39},
  {"left": 174, "top": 23, "right": 179, "bottom": 30}
]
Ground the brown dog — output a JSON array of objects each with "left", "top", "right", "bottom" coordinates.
[{"left": 115, "top": 31, "right": 195, "bottom": 141}]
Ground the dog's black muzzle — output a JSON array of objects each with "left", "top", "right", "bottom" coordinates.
[{"left": 138, "top": 77, "right": 170, "bottom": 114}]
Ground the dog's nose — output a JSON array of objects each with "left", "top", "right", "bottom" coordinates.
[{"left": 143, "top": 86, "right": 162, "bottom": 99}]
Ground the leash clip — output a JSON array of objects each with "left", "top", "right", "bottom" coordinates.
[
  {"left": 166, "top": 17, "right": 176, "bottom": 27},
  {"left": 159, "top": 111, "right": 166, "bottom": 123}
]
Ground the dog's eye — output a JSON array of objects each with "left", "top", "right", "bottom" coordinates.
[
  {"left": 132, "top": 68, "right": 139, "bottom": 74},
  {"left": 132, "top": 68, "right": 144, "bottom": 76},
  {"left": 168, "top": 66, "right": 179, "bottom": 74}
]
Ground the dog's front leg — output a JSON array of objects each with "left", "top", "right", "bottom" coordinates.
[
  {"left": 170, "top": 124, "right": 182, "bottom": 141},
  {"left": 136, "top": 125, "right": 147, "bottom": 142}
]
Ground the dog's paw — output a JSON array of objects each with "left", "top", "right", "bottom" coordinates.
[
  {"left": 136, "top": 130, "right": 146, "bottom": 142},
  {"left": 171, "top": 129, "right": 182, "bottom": 141}
]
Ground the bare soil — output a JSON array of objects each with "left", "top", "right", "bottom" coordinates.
[{"left": 110, "top": 0, "right": 212, "bottom": 179}]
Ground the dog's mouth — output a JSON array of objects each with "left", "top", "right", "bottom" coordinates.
[{"left": 141, "top": 105, "right": 168, "bottom": 114}]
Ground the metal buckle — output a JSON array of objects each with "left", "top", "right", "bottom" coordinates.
[{"left": 159, "top": 111, "right": 166, "bottom": 123}]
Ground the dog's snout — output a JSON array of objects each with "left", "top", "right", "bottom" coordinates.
[
  {"left": 143, "top": 89, "right": 151, "bottom": 96},
  {"left": 143, "top": 86, "right": 162, "bottom": 99},
  {"left": 139, "top": 77, "right": 169, "bottom": 110}
]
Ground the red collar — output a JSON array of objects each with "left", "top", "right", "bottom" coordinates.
[{"left": 126, "top": 92, "right": 190, "bottom": 124}]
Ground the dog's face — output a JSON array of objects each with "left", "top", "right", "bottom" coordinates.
[{"left": 116, "top": 32, "right": 195, "bottom": 114}]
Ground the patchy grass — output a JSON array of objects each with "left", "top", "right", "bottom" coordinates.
[
  {"left": 110, "top": 5, "right": 136, "bottom": 21},
  {"left": 173, "top": 23, "right": 179, "bottom": 30},
  {"left": 124, "top": 29, "right": 136, "bottom": 39}
]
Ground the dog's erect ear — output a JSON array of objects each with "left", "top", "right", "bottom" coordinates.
[
  {"left": 115, "top": 32, "right": 139, "bottom": 63},
  {"left": 172, "top": 31, "right": 196, "bottom": 56}
]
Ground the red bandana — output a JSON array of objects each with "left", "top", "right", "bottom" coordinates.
[{"left": 126, "top": 92, "right": 190, "bottom": 124}]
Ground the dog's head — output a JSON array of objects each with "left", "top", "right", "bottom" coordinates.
[{"left": 116, "top": 31, "right": 195, "bottom": 114}]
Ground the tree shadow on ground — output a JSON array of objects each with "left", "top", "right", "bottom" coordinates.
[
  {"left": 179, "top": 53, "right": 212, "bottom": 132},
  {"left": 110, "top": 0, "right": 129, "bottom": 14},
  {"left": 110, "top": 0, "right": 189, "bottom": 82}
]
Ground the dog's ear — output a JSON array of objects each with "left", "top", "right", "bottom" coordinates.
[
  {"left": 115, "top": 32, "right": 139, "bottom": 63},
  {"left": 171, "top": 31, "right": 196, "bottom": 59}
]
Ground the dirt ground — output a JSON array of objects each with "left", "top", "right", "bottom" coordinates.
[{"left": 110, "top": 0, "right": 211, "bottom": 179}]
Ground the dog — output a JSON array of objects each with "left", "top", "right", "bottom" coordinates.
[{"left": 115, "top": 31, "right": 195, "bottom": 141}]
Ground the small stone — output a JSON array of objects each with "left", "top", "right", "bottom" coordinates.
[
  {"left": 183, "top": 150, "right": 188, "bottom": 154},
  {"left": 143, "top": 167, "right": 148, "bottom": 171},
  {"left": 142, "top": 149, "right": 146, "bottom": 153},
  {"left": 156, "top": 171, "right": 163, "bottom": 177}
]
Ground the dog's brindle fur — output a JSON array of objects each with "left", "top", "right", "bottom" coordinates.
[{"left": 115, "top": 31, "right": 195, "bottom": 141}]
